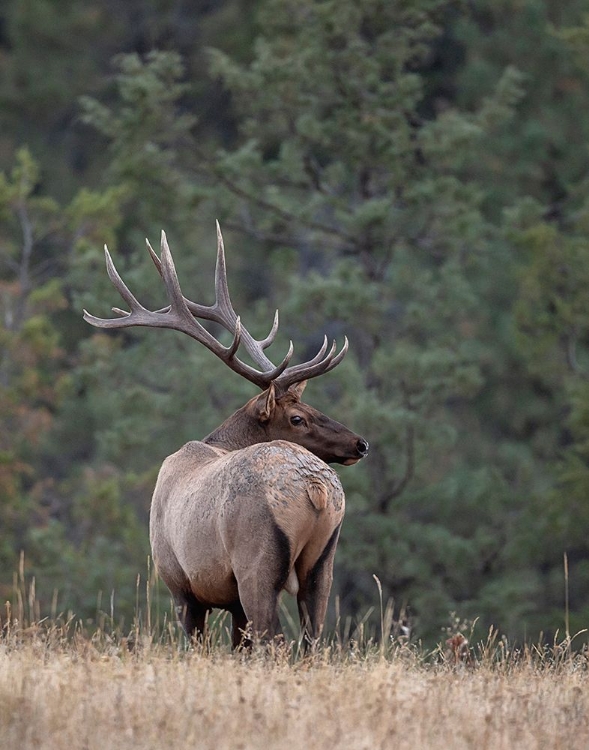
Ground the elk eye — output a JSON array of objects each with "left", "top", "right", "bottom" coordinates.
[{"left": 290, "top": 415, "right": 305, "bottom": 426}]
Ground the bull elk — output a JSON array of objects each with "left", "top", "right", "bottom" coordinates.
[{"left": 83, "top": 223, "right": 368, "bottom": 647}]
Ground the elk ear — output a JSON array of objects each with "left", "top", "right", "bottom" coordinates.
[
  {"left": 253, "top": 383, "right": 276, "bottom": 423},
  {"left": 288, "top": 380, "right": 307, "bottom": 400}
]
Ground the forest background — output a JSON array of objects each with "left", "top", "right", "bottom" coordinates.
[{"left": 3, "top": 0, "right": 589, "bottom": 647}]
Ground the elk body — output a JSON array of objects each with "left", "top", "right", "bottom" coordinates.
[{"left": 84, "top": 224, "right": 368, "bottom": 647}]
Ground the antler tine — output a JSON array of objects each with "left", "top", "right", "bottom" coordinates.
[
  {"left": 146, "top": 237, "right": 163, "bottom": 276},
  {"left": 202, "top": 222, "right": 285, "bottom": 373},
  {"left": 157, "top": 231, "right": 254, "bottom": 366},
  {"left": 274, "top": 336, "right": 349, "bottom": 390},
  {"left": 259, "top": 310, "right": 280, "bottom": 350},
  {"left": 323, "top": 335, "right": 349, "bottom": 373},
  {"left": 174, "top": 223, "right": 279, "bottom": 373},
  {"left": 213, "top": 220, "right": 235, "bottom": 327},
  {"left": 226, "top": 316, "right": 243, "bottom": 359},
  {"left": 104, "top": 246, "right": 142, "bottom": 312},
  {"left": 262, "top": 339, "right": 295, "bottom": 381},
  {"left": 82, "top": 246, "right": 146, "bottom": 328},
  {"left": 149, "top": 234, "right": 220, "bottom": 320},
  {"left": 159, "top": 231, "right": 194, "bottom": 320},
  {"left": 280, "top": 335, "right": 331, "bottom": 377}
]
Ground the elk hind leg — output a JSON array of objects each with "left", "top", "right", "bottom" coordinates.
[
  {"left": 234, "top": 522, "right": 291, "bottom": 643},
  {"left": 297, "top": 525, "right": 341, "bottom": 646},
  {"left": 229, "top": 601, "right": 251, "bottom": 649},
  {"left": 173, "top": 590, "right": 209, "bottom": 641},
  {"left": 235, "top": 578, "right": 281, "bottom": 642}
]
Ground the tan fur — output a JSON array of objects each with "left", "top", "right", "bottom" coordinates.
[
  {"left": 150, "top": 439, "right": 345, "bottom": 646},
  {"left": 306, "top": 479, "right": 328, "bottom": 511},
  {"left": 148, "top": 383, "right": 368, "bottom": 647}
]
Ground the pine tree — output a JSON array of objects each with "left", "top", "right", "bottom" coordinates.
[{"left": 200, "top": 0, "right": 532, "bottom": 639}]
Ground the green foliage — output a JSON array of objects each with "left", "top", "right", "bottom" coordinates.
[
  {"left": 0, "top": 147, "right": 142, "bottom": 613},
  {"left": 3, "top": 0, "right": 589, "bottom": 645},
  {"left": 80, "top": 52, "right": 197, "bottom": 212},
  {"left": 201, "top": 0, "right": 533, "bottom": 641}
]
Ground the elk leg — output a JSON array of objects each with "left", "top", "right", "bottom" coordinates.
[
  {"left": 233, "top": 521, "right": 290, "bottom": 642},
  {"left": 174, "top": 590, "right": 208, "bottom": 640},
  {"left": 229, "top": 601, "right": 251, "bottom": 649},
  {"left": 235, "top": 576, "right": 282, "bottom": 642},
  {"left": 297, "top": 525, "right": 341, "bottom": 644}
]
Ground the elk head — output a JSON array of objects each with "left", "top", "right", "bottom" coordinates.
[
  {"left": 217, "top": 380, "right": 369, "bottom": 464},
  {"left": 83, "top": 222, "right": 369, "bottom": 465}
]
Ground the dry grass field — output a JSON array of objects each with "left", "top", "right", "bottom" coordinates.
[
  {"left": 1, "top": 622, "right": 589, "bottom": 750},
  {"left": 1, "top": 567, "right": 588, "bottom": 749}
]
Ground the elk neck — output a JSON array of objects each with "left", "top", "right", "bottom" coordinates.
[{"left": 203, "top": 403, "right": 269, "bottom": 452}]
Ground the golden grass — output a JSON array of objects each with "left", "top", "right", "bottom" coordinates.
[
  {"left": 1, "top": 627, "right": 588, "bottom": 750},
  {"left": 2, "top": 565, "right": 588, "bottom": 749}
]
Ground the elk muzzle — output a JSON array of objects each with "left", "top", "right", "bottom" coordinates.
[{"left": 341, "top": 437, "right": 369, "bottom": 465}]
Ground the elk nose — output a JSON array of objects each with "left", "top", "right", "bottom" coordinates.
[{"left": 356, "top": 438, "right": 369, "bottom": 457}]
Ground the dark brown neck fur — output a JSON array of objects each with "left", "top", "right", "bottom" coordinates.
[{"left": 203, "top": 405, "right": 268, "bottom": 452}]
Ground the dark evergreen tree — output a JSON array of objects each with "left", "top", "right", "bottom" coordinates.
[
  {"left": 198, "top": 0, "right": 538, "bottom": 640},
  {"left": 3, "top": 0, "right": 589, "bottom": 644}
]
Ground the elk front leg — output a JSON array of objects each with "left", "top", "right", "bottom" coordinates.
[{"left": 297, "top": 525, "right": 341, "bottom": 645}]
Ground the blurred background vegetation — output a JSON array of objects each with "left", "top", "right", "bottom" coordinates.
[{"left": 3, "top": 0, "right": 589, "bottom": 645}]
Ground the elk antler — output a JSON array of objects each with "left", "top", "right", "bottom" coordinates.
[{"left": 83, "top": 222, "right": 348, "bottom": 392}]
